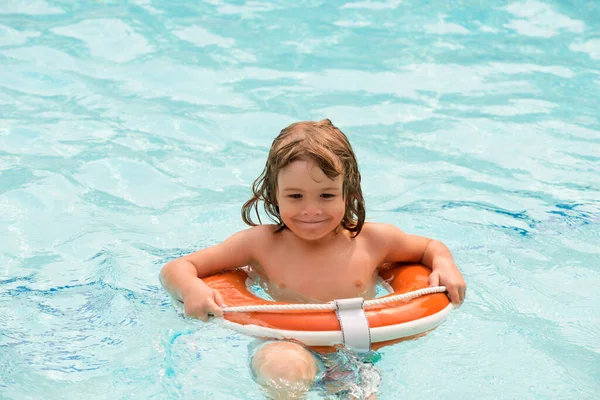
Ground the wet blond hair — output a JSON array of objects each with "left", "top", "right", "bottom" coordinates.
[{"left": 242, "top": 119, "right": 365, "bottom": 236}]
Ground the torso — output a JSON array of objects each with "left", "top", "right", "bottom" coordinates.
[{"left": 249, "top": 224, "right": 384, "bottom": 303}]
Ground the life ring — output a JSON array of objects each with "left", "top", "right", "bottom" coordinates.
[{"left": 203, "top": 263, "right": 452, "bottom": 353}]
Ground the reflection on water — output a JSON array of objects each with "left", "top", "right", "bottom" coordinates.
[{"left": 1, "top": 0, "right": 599, "bottom": 398}]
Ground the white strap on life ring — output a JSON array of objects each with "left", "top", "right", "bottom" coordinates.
[{"left": 334, "top": 297, "right": 371, "bottom": 353}]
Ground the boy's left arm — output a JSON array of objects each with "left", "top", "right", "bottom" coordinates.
[
  {"left": 373, "top": 223, "right": 467, "bottom": 306},
  {"left": 420, "top": 239, "right": 466, "bottom": 306}
]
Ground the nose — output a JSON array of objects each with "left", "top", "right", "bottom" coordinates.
[{"left": 301, "top": 200, "right": 322, "bottom": 216}]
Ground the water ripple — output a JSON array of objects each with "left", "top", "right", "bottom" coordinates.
[{"left": 1, "top": 0, "right": 599, "bottom": 398}]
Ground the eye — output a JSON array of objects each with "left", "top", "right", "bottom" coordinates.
[
  {"left": 321, "top": 193, "right": 335, "bottom": 199},
  {"left": 288, "top": 194, "right": 302, "bottom": 199}
]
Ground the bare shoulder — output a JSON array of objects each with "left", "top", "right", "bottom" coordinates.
[
  {"left": 360, "top": 222, "right": 405, "bottom": 241},
  {"left": 242, "top": 224, "right": 281, "bottom": 241},
  {"left": 361, "top": 222, "right": 432, "bottom": 264},
  {"left": 179, "top": 225, "right": 280, "bottom": 274},
  {"left": 223, "top": 224, "right": 278, "bottom": 248},
  {"left": 359, "top": 222, "right": 402, "bottom": 259}
]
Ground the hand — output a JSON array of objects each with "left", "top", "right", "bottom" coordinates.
[
  {"left": 181, "top": 280, "right": 227, "bottom": 322},
  {"left": 429, "top": 260, "right": 466, "bottom": 307}
]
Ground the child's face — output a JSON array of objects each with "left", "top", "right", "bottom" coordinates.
[{"left": 276, "top": 159, "right": 345, "bottom": 241}]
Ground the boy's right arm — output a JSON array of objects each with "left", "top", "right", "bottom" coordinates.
[{"left": 159, "top": 227, "right": 260, "bottom": 321}]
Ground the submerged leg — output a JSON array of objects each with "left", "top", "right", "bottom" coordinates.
[{"left": 250, "top": 341, "right": 319, "bottom": 399}]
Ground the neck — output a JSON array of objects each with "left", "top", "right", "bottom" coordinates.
[{"left": 292, "top": 225, "right": 348, "bottom": 249}]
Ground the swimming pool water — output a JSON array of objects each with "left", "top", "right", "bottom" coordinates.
[{"left": 1, "top": 0, "right": 599, "bottom": 398}]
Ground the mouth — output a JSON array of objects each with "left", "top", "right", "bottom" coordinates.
[{"left": 297, "top": 220, "right": 326, "bottom": 225}]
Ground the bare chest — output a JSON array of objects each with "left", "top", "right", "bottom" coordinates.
[{"left": 253, "top": 235, "right": 379, "bottom": 302}]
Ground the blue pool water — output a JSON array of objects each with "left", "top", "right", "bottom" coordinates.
[{"left": 1, "top": 0, "right": 599, "bottom": 398}]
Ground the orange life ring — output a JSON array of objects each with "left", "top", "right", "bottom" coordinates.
[{"left": 203, "top": 263, "right": 452, "bottom": 353}]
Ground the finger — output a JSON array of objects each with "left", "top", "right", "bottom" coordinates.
[
  {"left": 198, "top": 314, "right": 210, "bottom": 322},
  {"left": 448, "top": 286, "right": 461, "bottom": 307},
  {"left": 460, "top": 286, "right": 467, "bottom": 303},
  {"left": 207, "top": 301, "right": 223, "bottom": 318},
  {"left": 212, "top": 290, "right": 227, "bottom": 308},
  {"left": 184, "top": 304, "right": 210, "bottom": 322},
  {"left": 428, "top": 271, "right": 440, "bottom": 287},
  {"left": 189, "top": 309, "right": 209, "bottom": 322}
]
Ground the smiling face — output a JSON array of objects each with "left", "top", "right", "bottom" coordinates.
[{"left": 276, "top": 158, "right": 346, "bottom": 242}]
